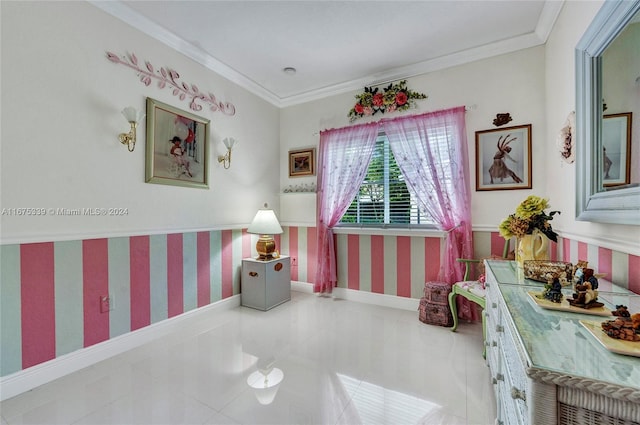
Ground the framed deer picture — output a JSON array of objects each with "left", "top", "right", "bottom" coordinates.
[{"left": 475, "top": 124, "right": 532, "bottom": 191}]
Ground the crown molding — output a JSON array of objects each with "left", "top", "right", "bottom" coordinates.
[
  {"left": 535, "top": 0, "right": 565, "bottom": 42},
  {"left": 90, "top": 0, "right": 564, "bottom": 109},
  {"left": 89, "top": 0, "right": 282, "bottom": 106}
]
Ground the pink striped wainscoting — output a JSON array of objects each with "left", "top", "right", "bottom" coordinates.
[
  {"left": 281, "top": 227, "right": 639, "bottom": 297},
  {"left": 0, "top": 229, "right": 251, "bottom": 378},
  {"left": 280, "top": 226, "right": 316, "bottom": 284},
  {"left": 282, "top": 226, "right": 446, "bottom": 297},
  {"left": 19, "top": 243, "right": 56, "bottom": 370},
  {"left": 336, "top": 232, "right": 443, "bottom": 299}
]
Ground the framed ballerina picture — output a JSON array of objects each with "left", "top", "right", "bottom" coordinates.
[{"left": 475, "top": 124, "right": 532, "bottom": 191}]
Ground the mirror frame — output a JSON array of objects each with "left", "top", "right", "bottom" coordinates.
[{"left": 575, "top": 0, "right": 640, "bottom": 225}]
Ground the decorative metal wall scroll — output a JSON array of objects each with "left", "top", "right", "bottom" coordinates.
[{"left": 107, "top": 51, "right": 236, "bottom": 116}]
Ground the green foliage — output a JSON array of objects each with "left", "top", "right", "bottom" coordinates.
[{"left": 341, "top": 141, "right": 411, "bottom": 224}]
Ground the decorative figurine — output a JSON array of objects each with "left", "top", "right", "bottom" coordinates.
[
  {"left": 572, "top": 260, "right": 589, "bottom": 283},
  {"left": 542, "top": 278, "right": 563, "bottom": 303},
  {"left": 493, "top": 113, "right": 513, "bottom": 127},
  {"left": 581, "top": 268, "right": 599, "bottom": 290},
  {"left": 612, "top": 305, "right": 631, "bottom": 317},
  {"left": 601, "top": 313, "right": 640, "bottom": 342},
  {"left": 568, "top": 270, "right": 604, "bottom": 309},
  {"left": 573, "top": 267, "right": 584, "bottom": 284}
]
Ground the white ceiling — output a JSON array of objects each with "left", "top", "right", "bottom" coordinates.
[{"left": 92, "top": 0, "right": 564, "bottom": 107}]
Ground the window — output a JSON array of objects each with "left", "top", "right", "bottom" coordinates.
[{"left": 339, "top": 133, "right": 430, "bottom": 226}]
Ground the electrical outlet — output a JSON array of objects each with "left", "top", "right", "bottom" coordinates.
[
  {"left": 100, "top": 295, "right": 114, "bottom": 313},
  {"left": 291, "top": 257, "right": 298, "bottom": 266}
]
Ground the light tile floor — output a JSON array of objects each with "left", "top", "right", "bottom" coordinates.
[{"left": 1, "top": 291, "right": 496, "bottom": 425}]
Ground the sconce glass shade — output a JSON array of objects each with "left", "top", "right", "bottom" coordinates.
[
  {"left": 121, "top": 107, "right": 145, "bottom": 123},
  {"left": 247, "top": 204, "right": 283, "bottom": 260},
  {"left": 222, "top": 137, "right": 236, "bottom": 150}
]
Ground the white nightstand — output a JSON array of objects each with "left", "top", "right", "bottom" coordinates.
[{"left": 241, "top": 256, "right": 291, "bottom": 311}]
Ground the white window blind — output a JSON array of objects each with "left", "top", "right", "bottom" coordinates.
[{"left": 339, "top": 133, "right": 431, "bottom": 227}]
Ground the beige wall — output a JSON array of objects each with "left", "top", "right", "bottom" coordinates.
[
  {"left": 2, "top": 1, "right": 638, "bottom": 255},
  {"left": 280, "top": 46, "right": 547, "bottom": 229},
  {"left": 1, "top": 1, "right": 281, "bottom": 244},
  {"left": 544, "top": 1, "right": 640, "bottom": 254},
  {"left": 280, "top": 1, "right": 640, "bottom": 256}
]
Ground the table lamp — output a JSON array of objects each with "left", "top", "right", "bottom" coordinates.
[{"left": 247, "top": 203, "right": 283, "bottom": 260}]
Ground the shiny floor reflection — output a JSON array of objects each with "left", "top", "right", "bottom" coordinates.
[{"left": 1, "top": 291, "right": 495, "bottom": 425}]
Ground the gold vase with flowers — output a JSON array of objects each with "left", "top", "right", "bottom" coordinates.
[{"left": 499, "top": 196, "right": 560, "bottom": 268}]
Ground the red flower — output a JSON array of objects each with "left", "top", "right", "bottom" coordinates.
[
  {"left": 354, "top": 103, "right": 364, "bottom": 113},
  {"left": 395, "top": 92, "right": 408, "bottom": 106},
  {"left": 372, "top": 93, "right": 384, "bottom": 106}
]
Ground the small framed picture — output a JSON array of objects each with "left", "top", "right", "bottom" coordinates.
[
  {"left": 475, "top": 124, "right": 532, "bottom": 191},
  {"left": 288, "top": 148, "right": 315, "bottom": 177},
  {"left": 602, "top": 112, "right": 632, "bottom": 187},
  {"left": 145, "top": 97, "right": 209, "bottom": 189}
]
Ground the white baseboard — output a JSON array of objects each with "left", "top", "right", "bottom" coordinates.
[
  {"left": 332, "top": 287, "right": 420, "bottom": 311},
  {"left": 292, "top": 280, "right": 419, "bottom": 311},
  {"left": 0, "top": 295, "right": 241, "bottom": 402},
  {"left": 291, "top": 281, "right": 420, "bottom": 311},
  {"left": 291, "top": 280, "right": 314, "bottom": 293}
]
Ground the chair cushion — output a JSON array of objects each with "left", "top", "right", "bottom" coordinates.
[{"left": 454, "top": 281, "right": 486, "bottom": 298}]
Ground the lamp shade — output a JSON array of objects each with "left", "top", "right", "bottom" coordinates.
[
  {"left": 222, "top": 137, "right": 236, "bottom": 150},
  {"left": 121, "top": 107, "right": 145, "bottom": 123},
  {"left": 247, "top": 205, "right": 283, "bottom": 235}
]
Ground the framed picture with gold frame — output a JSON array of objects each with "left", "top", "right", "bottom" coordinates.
[
  {"left": 145, "top": 97, "right": 209, "bottom": 189},
  {"left": 288, "top": 148, "right": 315, "bottom": 177},
  {"left": 475, "top": 124, "right": 532, "bottom": 191}
]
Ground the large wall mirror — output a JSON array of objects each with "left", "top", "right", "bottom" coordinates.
[{"left": 575, "top": 0, "right": 640, "bottom": 225}]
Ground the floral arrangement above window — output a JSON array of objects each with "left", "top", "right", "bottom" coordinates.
[
  {"left": 348, "top": 80, "right": 427, "bottom": 122},
  {"left": 499, "top": 195, "right": 560, "bottom": 242}
]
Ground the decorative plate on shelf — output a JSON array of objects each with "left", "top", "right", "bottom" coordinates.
[
  {"left": 527, "top": 291, "right": 612, "bottom": 316},
  {"left": 580, "top": 320, "right": 640, "bottom": 357}
]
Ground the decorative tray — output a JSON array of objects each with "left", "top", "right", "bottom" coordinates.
[
  {"left": 527, "top": 291, "right": 611, "bottom": 316},
  {"left": 580, "top": 320, "right": 640, "bottom": 357},
  {"left": 523, "top": 260, "right": 573, "bottom": 282}
]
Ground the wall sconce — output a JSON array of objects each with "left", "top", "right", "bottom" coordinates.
[
  {"left": 218, "top": 137, "right": 236, "bottom": 169},
  {"left": 118, "top": 107, "right": 145, "bottom": 152}
]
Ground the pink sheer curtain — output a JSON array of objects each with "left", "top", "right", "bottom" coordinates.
[
  {"left": 314, "top": 122, "right": 379, "bottom": 293},
  {"left": 383, "top": 106, "right": 476, "bottom": 320}
]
